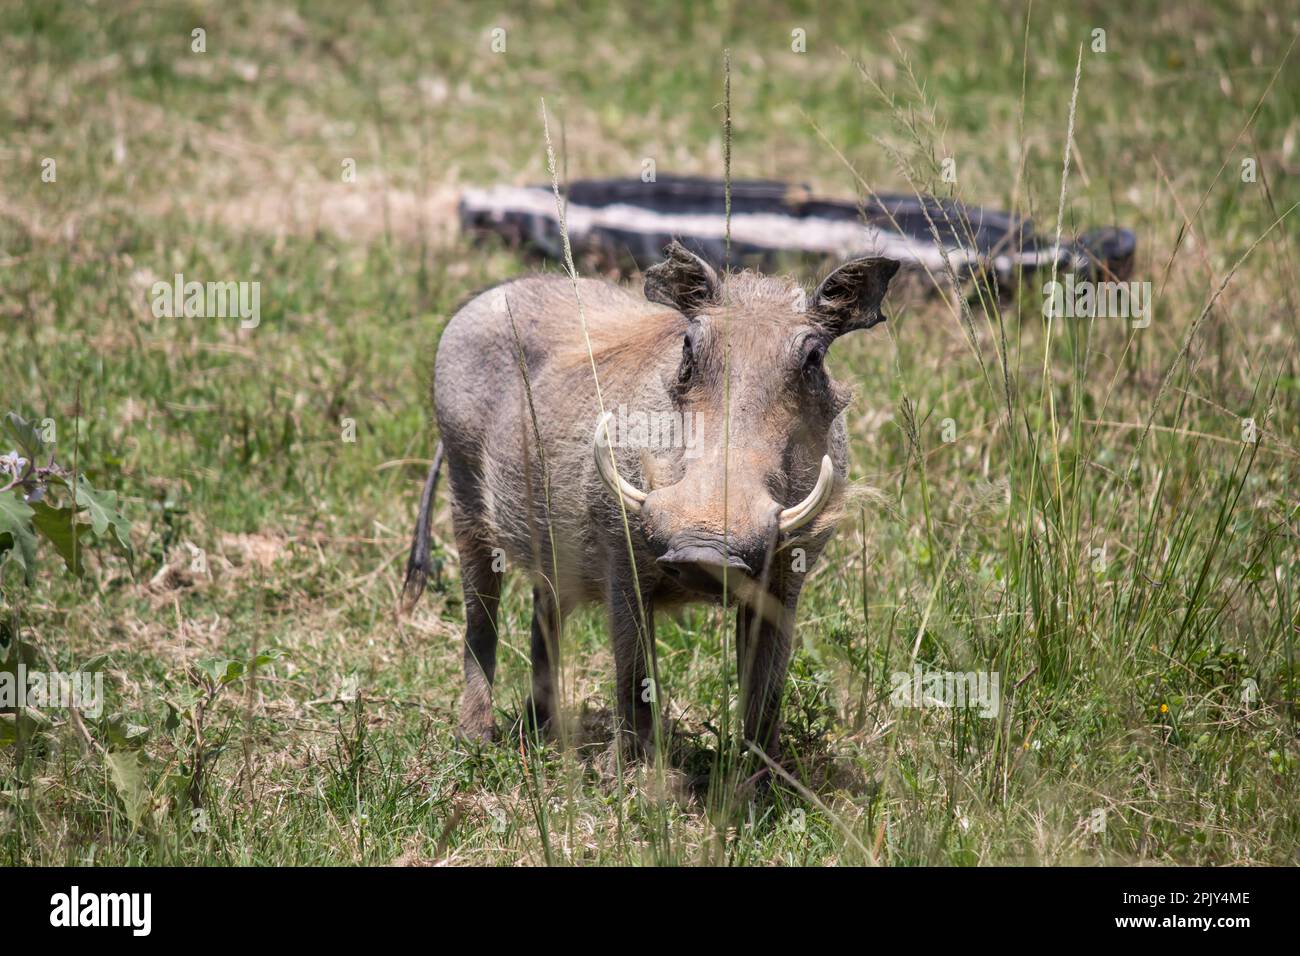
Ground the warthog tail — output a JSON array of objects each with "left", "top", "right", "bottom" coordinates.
[{"left": 401, "top": 440, "right": 444, "bottom": 612}]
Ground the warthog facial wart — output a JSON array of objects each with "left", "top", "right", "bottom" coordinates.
[{"left": 403, "top": 241, "right": 899, "bottom": 764}]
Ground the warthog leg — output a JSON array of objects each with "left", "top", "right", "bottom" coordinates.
[
  {"left": 525, "top": 586, "right": 562, "bottom": 734},
  {"left": 736, "top": 600, "right": 795, "bottom": 762},
  {"left": 455, "top": 539, "right": 501, "bottom": 743},
  {"left": 607, "top": 565, "right": 659, "bottom": 756}
]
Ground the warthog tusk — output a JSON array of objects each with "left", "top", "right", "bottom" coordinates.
[
  {"left": 778, "top": 454, "right": 834, "bottom": 533},
  {"left": 594, "top": 411, "right": 646, "bottom": 514}
]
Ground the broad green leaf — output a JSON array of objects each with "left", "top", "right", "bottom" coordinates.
[
  {"left": 106, "top": 750, "right": 151, "bottom": 826},
  {"left": 217, "top": 659, "right": 248, "bottom": 684},
  {"left": 193, "top": 651, "right": 278, "bottom": 688},
  {"left": 2, "top": 412, "right": 45, "bottom": 461},
  {"left": 73, "top": 474, "right": 133, "bottom": 567},
  {"left": 164, "top": 770, "right": 194, "bottom": 801},
  {"left": 164, "top": 684, "right": 204, "bottom": 719},
  {"left": 99, "top": 713, "right": 149, "bottom": 749},
  {"left": 31, "top": 501, "right": 86, "bottom": 577},
  {"left": 250, "top": 648, "right": 282, "bottom": 668},
  {"left": 195, "top": 658, "right": 240, "bottom": 685},
  {"left": 162, "top": 700, "right": 182, "bottom": 733},
  {"left": 0, "top": 493, "right": 37, "bottom": 586}
]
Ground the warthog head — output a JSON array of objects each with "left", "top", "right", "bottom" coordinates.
[{"left": 596, "top": 242, "right": 899, "bottom": 595}]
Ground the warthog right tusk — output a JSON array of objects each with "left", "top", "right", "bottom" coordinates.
[
  {"left": 778, "top": 454, "right": 834, "bottom": 533},
  {"left": 594, "top": 411, "right": 646, "bottom": 514}
]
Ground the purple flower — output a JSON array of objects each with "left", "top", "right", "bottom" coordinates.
[{"left": 1, "top": 450, "right": 28, "bottom": 477}]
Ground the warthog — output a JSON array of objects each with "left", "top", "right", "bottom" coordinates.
[{"left": 404, "top": 242, "right": 898, "bottom": 762}]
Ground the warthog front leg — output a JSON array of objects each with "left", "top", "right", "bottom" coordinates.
[
  {"left": 736, "top": 600, "right": 795, "bottom": 762},
  {"left": 525, "top": 585, "right": 561, "bottom": 733},
  {"left": 607, "top": 571, "right": 659, "bottom": 756}
]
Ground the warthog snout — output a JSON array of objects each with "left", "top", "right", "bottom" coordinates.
[
  {"left": 656, "top": 535, "right": 756, "bottom": 592},
  {"left": 594, "top": 405, "right": 837, "bottom": 587},
  {"left": 595, "top": 408, "right": 785, "bottom": 587}
]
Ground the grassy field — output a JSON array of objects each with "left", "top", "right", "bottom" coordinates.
[{"left": 2, "top": 0, "right": 1298, "bottom": 865}]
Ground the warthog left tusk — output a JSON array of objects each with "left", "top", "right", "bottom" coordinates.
[
  {"left": 594, "top": 410, "right": 646, "bottom": 514},
  {"left": 778, "top": 454, "right": 834, "bottom": 533}
]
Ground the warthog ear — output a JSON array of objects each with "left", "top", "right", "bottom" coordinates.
[
  {"left": 811, "top": 256, "right": 901, "bottom": 336},
  {"left": 644, "top": 240, "right": 720, "bottom": 316}
]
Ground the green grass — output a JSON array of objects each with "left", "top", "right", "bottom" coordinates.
[{"left": 1, "top": 0, "right": 1298, "bottom": 865}]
